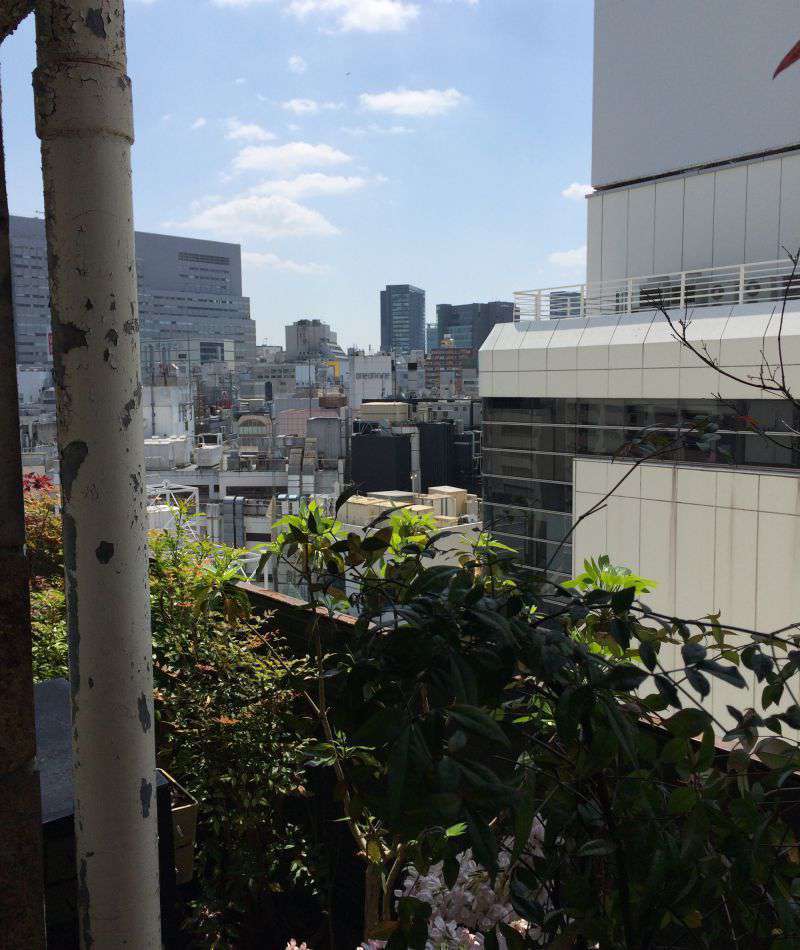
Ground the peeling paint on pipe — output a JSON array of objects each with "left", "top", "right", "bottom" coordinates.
[{"left": 33, "top": 2, "right": 161, "bottom": 945}]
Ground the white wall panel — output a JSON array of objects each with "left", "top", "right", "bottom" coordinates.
[
  {"left": 573, "top": 460, "right": 800, "bottom": 636},
  {"left": 682, "top": 174, "right": 715, "bottom": 270},
  {"left": 600, "top": 190, "right": 629, "bottom": 282},
  {"left": 653, "top": 178, "right": 684, "bottom": 275},
  {"left": 637, "top": 499, "right": 676, "bottom": 615},
  {"left": 755, "top": 511, "right": 800, "bottom": 632},
  {"left": 586, "top": 194, "right": 603, "bottom": 285},
  {"left": 779, "top": 152, "right": 800, "bottom": 260},
  {"left": 745, "top": 159, "right": 781, "bottom": 263},
  {"left": 714, "top": 507, "right": 757, "bottom": 630},
  {"left": 592, "top": 0, "right": 800, "bottom": 188},
  {"left": 626, "top": 184, "right": 655, "bottom": 279},
  {"left": 713, "top": 166, "right": 747, "bottom": 267}
]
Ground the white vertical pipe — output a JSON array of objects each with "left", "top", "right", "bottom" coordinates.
[{"left": 33, "top": 2, "right": 161, "bottom": 945}]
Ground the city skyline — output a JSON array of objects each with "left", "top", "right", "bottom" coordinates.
[{"left": 0, "top": 0, "right": 593, "bottom": 350}]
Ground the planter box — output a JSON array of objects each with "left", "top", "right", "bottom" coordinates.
[{"left": 160, "top": 769, "right": 198, "bottom": 885}]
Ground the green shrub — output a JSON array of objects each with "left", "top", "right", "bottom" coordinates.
[
  {"left": 28, "top": 498, "right": 318, "bottom": 945},
  {"left": 268, "top": 495, "right": 800, "bottom": 949}
]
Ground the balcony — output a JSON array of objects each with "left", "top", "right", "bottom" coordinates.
[{"left": 514, "top": 256, "right": 800, "bottom": 321}]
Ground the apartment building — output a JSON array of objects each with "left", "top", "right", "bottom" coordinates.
[{"left": 481, "top": 0, "right": 800, "bottom": 678}]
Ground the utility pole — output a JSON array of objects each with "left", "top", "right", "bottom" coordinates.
[
  {"left": 0, "top": 72, "right": 46, "bottom": 950},
  {"left": 33, "top": 2, "right": 161, "bottom": 945}
]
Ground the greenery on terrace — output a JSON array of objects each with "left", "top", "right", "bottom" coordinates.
[{"left": 25, "top": 477, "right": 800, "bottom": 949}]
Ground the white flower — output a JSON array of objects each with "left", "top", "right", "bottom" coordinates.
[{"left": 357, "top": 821, "right": 548, "bottom": 949}]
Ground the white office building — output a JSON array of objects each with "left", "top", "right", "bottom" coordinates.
[
  {"left": 480, "top": 0, "right": 800, "bottom": 687},
  {"left": 10, "top": 216, "right": 256, "bottom": 366}
]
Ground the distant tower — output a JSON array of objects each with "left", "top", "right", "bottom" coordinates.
[{"left": 380, "top": 284, "right": 425, "bottom": 355}]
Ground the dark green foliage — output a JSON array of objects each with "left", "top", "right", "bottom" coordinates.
[{"left": 269, "top": 501, "right": 800, "bottom": 948}]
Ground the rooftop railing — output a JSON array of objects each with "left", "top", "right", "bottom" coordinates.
[{"left": 513, "top": 257, "right": 800, "bottom": 321}]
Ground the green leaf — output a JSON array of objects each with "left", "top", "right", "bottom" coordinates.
[
  {"left": 611, "top": 586, "right": 636, "bottom": 612},
  {"left": 443, "top": 855, "right": 459, "bottom": 889},
  {"left": 682, "top": 642, "right": 707, "bottom": 664},
  {"left": 686, "top": 668, "right": 710, "bottom": 698},
  {"left": 437, "top": 757, "right": 460, "bottom": 792},
  {"left": 335, "top": 484, "right": 358, "bottom": 514},
  {"left": 412, "top": 566, "right": 460, "bottom": 595},
  {"left": 754, "top": 737, "right": 800, "bottom": 770},
  {"left": 639, "top": 639, "right": 657, "bottom": 671},
  {"left": 388, "top": 726, "right": 412, "bottom": 820},
  {"left": 449, "top": 652, "right": 478, "bottom": 705},
  {"left": 362, "top": 526, "right": 393, "bottom": 552},
  {"left": 668, "top": 787, "right": 698, "bottom": 815},
  {"left": 602, "top": 664, "right": 648, "bottom": 692},
  {"left": 467, "top": 812, "right": 497, "bottom": 873},
  {"left": 445, "top": 822, "right": 467, "bottom": 838},
  {"left": 447, "top": 704, "right": 510, "bottom": 748},
  {"left": 654, "top": 673, "right": 680, "bottom": 708},
  {"left": 577, "top": 838, "right": 615, "bottom": 857},
  {"left": 665, "top": 708, "right": 711, "bottom": 738},
  {"left": 697, "top": 658, "right": 746, "bottom": 689},
  {"left": 610, "top": 617, "right": 632, "bottom": 649}
]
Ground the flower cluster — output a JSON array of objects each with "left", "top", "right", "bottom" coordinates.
[
  {"left": 287, "top": 826, "right": 546, "bottom": 949},
  {"left": 358, "top": 826, "right": 545, "bottom": 950}
]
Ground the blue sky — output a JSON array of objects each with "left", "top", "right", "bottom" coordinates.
[{"left": 1, "top": 0, "right": 593, "bottom": 349}]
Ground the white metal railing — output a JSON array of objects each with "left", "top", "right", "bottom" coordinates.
[{"left": 513, "top": 257, "right": 800, "bottom": 321}]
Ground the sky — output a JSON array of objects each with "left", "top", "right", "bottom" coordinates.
[{"left": 1, "top": 0, "right": 594, "bottom": 350}]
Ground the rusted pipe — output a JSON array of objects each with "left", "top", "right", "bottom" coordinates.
[
  {"left": 33, "top": 1, "right": 161, "bottom": 945},
  {"left": 0, "top": 72, "right": 46, "bottom": 950}
]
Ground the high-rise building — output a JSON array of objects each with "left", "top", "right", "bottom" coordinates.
[
  {"left": 9, "top": 215, "right": 256, "bottom": 366},
  {"left": 380, "top": 284, "right": 425, "bottom": 355},
  {"left": 436, "top": 301, "right": 514, "bottom": 352},
  {"left": 480, "top": 0, "right": 800, "bottom": 670},
  {"left": 285, "top": 318, "right": 344, "bottom": 361},
  {"left": 426, "top": 322, "right": 440, "bottom": 354}
]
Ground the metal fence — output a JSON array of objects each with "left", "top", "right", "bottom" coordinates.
[{"left": 514, "top": 257, "right": 800, "bottom": 321}]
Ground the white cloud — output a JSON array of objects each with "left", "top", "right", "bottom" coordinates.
[
  {"left": 233, "top": 141, "right": 352, "bottom": 174},
  {"left": 161, "top": 113, "right": 173, "bottom": 123},
  {"left": 190, "top": 116, "right": 207, "bottom": 130},
  {"left": 341, "top": 123, "right": 412, "bottom": 136},
  {"left": 243, "top": 250, "right": 331, "bottom": 275},
  {"left": 282, "top": 98, "right": 344, "bottom": 114},
  {"left": 548, "top": 244, "right": 587, "bottom": 269},
  {"left": 226, "top": 118, "right": 276, "bottom": 142},
  {"left": 561, "top": 182, "right": 593, "bottom": 201},
  {"left": 174, "top": 193, "right": 340, "bottom": 240},
  {"left": 287, "top": 0, "right": 419, "bottom": 32},
  {"left": 249, "top": 173, "right": 369, "bottom": 198},
  {"left": 234, "top": 77, "right": 247, "bottom": 85},
  {"left": 211, "top": 0, "right": 418, "bottom": 32},
  {"left": 288, "top": 54, "right": 308, "bottom": 74},
  {"left": 359, "top": 87, "right": 465, "bottom": 117}
]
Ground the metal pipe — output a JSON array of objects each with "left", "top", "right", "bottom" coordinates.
[
  {"left": 33, "top": 2, "right": 161, "bottom": 945},
  {"left": 0, "top": 72, "right": 46, "bottom": 950}
]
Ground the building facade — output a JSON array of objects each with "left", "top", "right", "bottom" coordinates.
[
  {"left": 437, "top": 301, "right": 514, "bottom": 352},
  {"left": 10, "top": 216, "right": 256, "bottom": 366},
  {"left": 480, "top": 0, "right": 800, "bottom": 678},
  {"left": 285, "top": 318, "right": 344, "bottom": 361},
  {"left": 380, "top": 284, "right": 425, "bottom": 355}
]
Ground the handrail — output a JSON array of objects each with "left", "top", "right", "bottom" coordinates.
[{"left": 514, "top": 257, "right": 800, "bottom": 321}]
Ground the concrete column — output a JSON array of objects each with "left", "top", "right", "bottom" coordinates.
[
  {"left": 0, "top": 76, "right": 46, "bottom": 950},
  {"left": 33, "top": 2, "right": 161, "bottom": 946}
]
